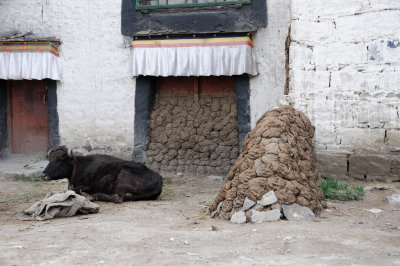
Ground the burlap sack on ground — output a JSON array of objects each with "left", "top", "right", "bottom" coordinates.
[
  {"left": 17, "top": 190, "right": 99, "bottom": 221},
  {"left": 209, "top": 106, "right": 325, "bottom": 220}
]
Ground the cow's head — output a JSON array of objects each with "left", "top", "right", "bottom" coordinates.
[{"left": 41, "top": 146, "right": 74, "bottom": 181}]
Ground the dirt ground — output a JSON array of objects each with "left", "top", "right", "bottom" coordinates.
[{"left": 1, "top": 171, "right": 400, "bottom": 265}]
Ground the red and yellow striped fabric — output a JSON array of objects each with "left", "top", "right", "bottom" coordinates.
[
  {"left": 132, "top": 36, "right": 253, "bottom": 49},
  {"left": 0, "top": 42, "right": 59, "bottom": 56}
]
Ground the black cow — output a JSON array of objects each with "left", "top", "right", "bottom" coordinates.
[{"left": 41, "top": 146, "right": 163, "bottom": 203}]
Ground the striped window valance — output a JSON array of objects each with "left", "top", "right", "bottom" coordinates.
[
  {"left": 131, "top": 35, "right": 258, "bottom": 77},
  {"left": 0, "top": 42, "right": 61, "bottom": 80}
]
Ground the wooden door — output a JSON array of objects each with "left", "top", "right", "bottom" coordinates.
[
  {"left": 158, "top": 76, "right": 198, "bottom": 94},
  {"left": 158, "top": 76, "right": 235, "bottom": 95},
  {"left": 8, "top": 80, "right": 49, "bottom": 154},
  {"left": 199, "top": 76, "right": 236, "bottom": 95}
]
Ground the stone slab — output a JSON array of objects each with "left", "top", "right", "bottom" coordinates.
[
  {"left": 257, "top": 191, "right": 278, "bottom": 206},
  {"left": 250, "top": 209, "right": 281, "bottom": 223},
  {"left": 387, "top": 194, "right": 400, "bottom": 203},
  {"left": 241, "top": 197, "right": 256, "bottom": 211},
  {"left": 282, "top": 203, "right": 315, "bottom": 221},
  {"left": 230, "top": 211, "right": 246, "bottom": 224}
]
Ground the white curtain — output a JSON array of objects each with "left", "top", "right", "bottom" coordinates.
[
  {"left": 0, "top": 52, "right": 61, "bottom": 80},
  {"left": 131, "top": 38, "right": 258, "bottom": 77}
]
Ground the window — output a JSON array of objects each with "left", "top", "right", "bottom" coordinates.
[{"left": 136, "top": 0, "right": 251, "bottom": 10}]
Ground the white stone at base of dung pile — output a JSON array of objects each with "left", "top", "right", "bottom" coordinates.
[
  {"left": 257, "top": 191, "right": 278, "bottom": 206},
  {"left": 387, "top": 194, "right": 400, "bottom": 203},
  {"left": 271, "top": 203, "right": 281, "bottom": 211},
  {"left": 251, "top": 209, "right": 281, "bottom": 223},
  {"left": 211, "top": 201, "right": 223, "bottom": 218},
  {"left": 241, "top": 197, "right": 256, "bottom": 211},
  {"left": 208, "top": 175, "right": 224, "bottom": 181},
  {"left": 282, "top": 203, "right": 315, "bottom": 221},
  {"left": 230, "top": 211, "right": 246, "bottom": 224}
]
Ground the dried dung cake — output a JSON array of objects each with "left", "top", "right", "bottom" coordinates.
[{"left": 209, "top": 106, "right": 325, "bottom": 220}]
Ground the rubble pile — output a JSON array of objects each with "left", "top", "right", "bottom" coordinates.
[{"left": 209, "top": 106, "right": 325, "bottom": 221}]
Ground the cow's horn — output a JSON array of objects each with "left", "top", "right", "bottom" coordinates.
[
  {"left": 47, "top": 149, "right": 54, "bottom": 157},
  {"left": 67, "top": 148, "right": 73, "bottom": 158}
]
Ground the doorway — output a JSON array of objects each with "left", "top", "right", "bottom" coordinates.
[
  {"left": 145, "top": 76, "right": 239, "bottom": 174},
  {"left": 133, "top": 75, "right": 251, "bottom": 174},
  {"left": 7, "top": 80, "right": 50, "bottom": 154}
]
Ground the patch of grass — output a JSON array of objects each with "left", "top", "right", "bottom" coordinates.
[
  {"left": 13, "top": 174, "right": 41, "bottom": 182},
  {"left": 0, "top": 191, "right": 46, "bottom": 204},
  {"left": 33, "top": 157, "right": 43, "bottom": 163},
  {"left": 21, "top": 192, "right": 43, "bottom": 203},
  {"left": 0, "top": 198, "right": 17, "bottom": 204},
  {"left": 162, "top": 175, "right": 186, "bottom": 186},
  {"left": 319, "top": 177, "right": 364, "bottom": 201},
  {"left": 18, "top": 227, "right": 32, "bottom": 232},
  {"left": 160, "top": 187, "right": 187, "bottom": 200},
  {"left": 162, "top": 176, "right": 174, "bottom": 185}
]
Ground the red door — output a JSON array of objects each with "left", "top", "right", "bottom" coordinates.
[
  {"left": 158, "top": 76, "right": 235, "bottom": 95},
  {"left": 7, "top": 80, "right": 49, "bottom": 154}
]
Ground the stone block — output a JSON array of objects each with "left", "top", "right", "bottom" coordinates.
[
  {"left": 387, "top": 130, "right": 400, "bottom": 146},
  {"left": 306, "top": 101, "right": 355, "bottom": 124},
  {"left": 257, "top": 191, "right": 278, "bottom": 206},
  {"left": 368, "top": 39, "right": 400, "bottom": 63},
  {"left": 282, "top": 203, "right": 316, "bottom": 221},
  {"left": 271, "top": 203, "right": 282, "bottom": 211},
  {"left": 250, "top": 209, "right": 281, "bottom": 223},
  {"left": 290, "top": 70, "right": 330, "bottom": 92},
  {"left": 335, "top": 11, "right": 400, "bottom": 43},
  {"left": 387, "top": 194, "right": 400, "bottom": 203},
  {"left": 241, "top": 197, "right": 256, "bottom": 211},
  {"left": 349, "top": 154, "right": 391, "bottom": 179},
  {"left": 369, "top": 122, "right": 384, "bottom": 129},
  {"left": 230, "top": 211, "right": 246, "bottom": 224},
  {"left": 311, "top": 123, "right": 337, "bottom": 146},
  {"left": 331, "top": 69, "right": 400, "bottom": 94},
  {"left": 358, "top": 104, "right": 398, "bottom": 124},
  {"left": 339, "top": 128, "right": 385, "bottom": 146},
  {"left": 315, "top": 152, "right": 348, "bottom": 178},
  {"left": 384, "top": 120, "right": 400, "bottom": 129},
  {"left": 369, "top": 0, "right": 400, "bottom": 9},
  {"left": 291, "top": 0, "right": 368, "bottom": 20},
  {"left": 313, "top": 43, "right": 367, "bottom": 68},
  {"left": 289, "top": 44, "right": 315, "bottom": 70},
  {"left": 291, "top": 20, "right": 335, "bottom": 43}
]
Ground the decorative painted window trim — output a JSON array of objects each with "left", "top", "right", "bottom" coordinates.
[{"left": 136, "top": 0, "right": 251, "bottom": 10}]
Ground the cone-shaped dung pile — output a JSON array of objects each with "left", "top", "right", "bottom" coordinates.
[{"left": 209, "top": 106, "right": 324, "bottom": 220}]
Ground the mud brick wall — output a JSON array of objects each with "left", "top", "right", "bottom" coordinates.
[{"left": 146, "top": 90, "right": 239, "bottom": 174}]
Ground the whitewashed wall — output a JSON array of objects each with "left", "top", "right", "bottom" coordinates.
[
  {"left": 289, "top": 0, "right": 400, "bottom": 181},
  {"left": 0, "top": 0, "right": 291, "bottom": 159},
  {"left": 2, "top": 0, "right": 398, "bottom": 180},
  {"left": 250, "top": 0, "right": 291, "bottom": 127},
  {"left": 0, "top": 0, "right": 135, "bottom": 157}
]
